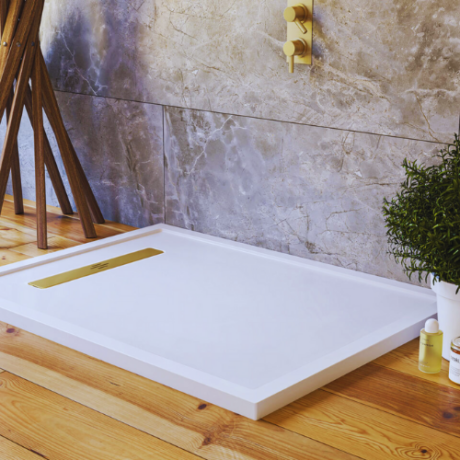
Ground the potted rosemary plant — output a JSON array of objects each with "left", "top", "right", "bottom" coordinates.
[{"left": 383, "top": 135, "right": 460, "bottom": 360}]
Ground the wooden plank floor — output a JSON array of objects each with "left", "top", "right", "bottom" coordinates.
[{"left": 0, "top": 195, "right": 459, "bottom": 460}]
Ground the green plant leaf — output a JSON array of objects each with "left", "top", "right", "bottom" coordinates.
[{"left": 383, "top": 134, "right": 460, "bottom": 289}]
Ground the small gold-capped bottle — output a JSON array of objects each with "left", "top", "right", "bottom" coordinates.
[{"left": 419, "top": 318, "right": 443, "bottom": 374}]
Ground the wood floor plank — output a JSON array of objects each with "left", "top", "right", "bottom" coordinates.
[
  {"left": 0, "top": 217, "right": 44, "bottom": 239},
  {"left": 0, "top": 249, "right": 31, "bottom": 266},
  {"left": 265, "top": 388, "right": 460, "bottom": 460},
  {"left": 11, "top": 235, "right": 81, "bottom": 257},
  {"left": 0, "top": 435, "right": 45, "bottom": 460},
  {"left": 0, "top": 323, "right": 358, "bottom": 460},
  {"left": 325, "top": 362, "right": 460, "bottom": 438},
  {"left": 4, "top": 194, "right": 136, "bottom": 233},
  {"left": 0, "top": 372, "right": 201, "bottom": 460},
  {"left": 375, "top": 338, "right": 458, "bottom": 390},
  {"left": 0, "top": 226, "right": 36, "bottom": 248},
  {"left": 5, "top": 194, "right": 66, "bottom": 215},
  {"left": 0, "top": 200, "right": 125, "bottom": 242}
]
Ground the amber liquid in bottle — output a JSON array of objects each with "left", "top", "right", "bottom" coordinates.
[{"left": 419, "top": 319, "right": 443, "bottom": 374}]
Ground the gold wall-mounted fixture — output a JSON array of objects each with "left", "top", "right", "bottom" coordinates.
[
  {"left": 284, "top": 5, "right": 308, "bottom": 34},
  {"left": 283, "top": 0, "right": 313, "bottom": 73},
  {"left": 283, "top": 39, "right": 308, "bottom": 74}
]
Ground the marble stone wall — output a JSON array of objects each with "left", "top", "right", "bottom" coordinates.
[
  {"left": 164, "top": 107, "right": 441, "bottom": 283},
  {"left": 3, "top": 0, "right": 459, "bottom": 285},
  {"left": 40, "top": 0, "right": 460, "bottom": 143}
]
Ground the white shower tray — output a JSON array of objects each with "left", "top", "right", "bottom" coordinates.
[{"left": 0, "top": 224, "right": 436, "bottom": 419}]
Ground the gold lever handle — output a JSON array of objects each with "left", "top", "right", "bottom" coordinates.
[
  {"left": 283, "top": 39, "right": 307, "bottom": 74},
  {"left": 284, "top": 5, "right": 308, "bottom": 34}
]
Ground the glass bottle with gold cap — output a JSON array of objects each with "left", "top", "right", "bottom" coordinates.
[{"left": 419, "top": 318, "right": 443, "bottom": 374}]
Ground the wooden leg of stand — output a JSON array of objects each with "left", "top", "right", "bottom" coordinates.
[
  {"left": 0, "top": 0, "right": 37, "bottom": 121},
  {"left": 31, "top": 52, "right": 46, "bottom": 248},
  {"left": 0, "top": 0, "right": 43, "bottom": 212},
  {"left": 7, "top": 92, "right": 24, "bottom": 214},
  {"left": 0, "top": 0, "right": 7, "bottom": 30},
  {"left": 1, "top": 1, "right": 23, "bottom": 214},
  {"left": 0, "top": 0, "right": 23, "bottom": 69},
  {"left": 0, "top": 43, "right": 37, "bottom": 214},
  {"left": 66, "top": 131, "right": 105, "bottom": 224},
  {"left": 39, "top": 56, "right": 96, "bottom": 238},
  {"left": 38, "top": 54, "right": 104, "bottom": 224},
  {"left": 24, "top": 86, "right": 74, "bottom": 215},
  {"left": 10, "top": 139, "right": 23, "bottom": 212}
]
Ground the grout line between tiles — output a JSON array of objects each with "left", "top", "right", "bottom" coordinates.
[{"left": 53, "top": 88, "right": 449, "bottom": 147}]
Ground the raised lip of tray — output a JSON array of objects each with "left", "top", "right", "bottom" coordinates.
[{"left": 0, "top": 224, "right": 437, "bottom": 418}]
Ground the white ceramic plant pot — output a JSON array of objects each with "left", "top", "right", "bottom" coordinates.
[{"left": 431, "top": 275, "right": 460, "bottom": 360}]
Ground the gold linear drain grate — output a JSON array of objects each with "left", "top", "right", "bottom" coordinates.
[{"left": 29, "top": 248, "right": 164, "bottom": 289}]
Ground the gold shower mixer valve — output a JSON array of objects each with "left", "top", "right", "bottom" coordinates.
[
  {"left": 283, "top": 39, "right": 308, "bottom": 74},
  {"left": 283, "top": 1, "right": 313, "bottom": 74},
  {"left": 284, "top": 5, "right": 309, "bottom": 34}
]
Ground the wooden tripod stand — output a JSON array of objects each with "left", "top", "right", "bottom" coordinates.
[{"left": 0, "top": 0, "right": 104, "bottom": 249}]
